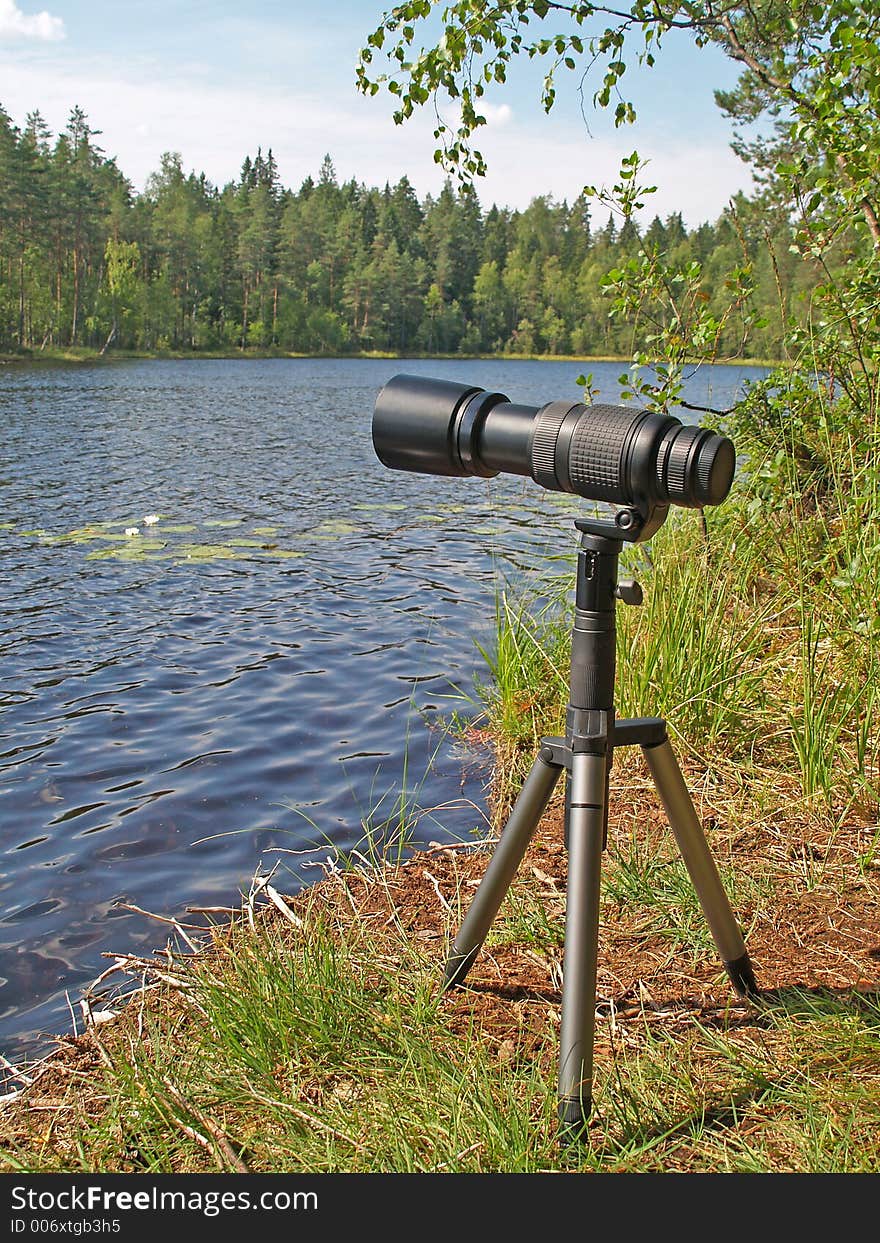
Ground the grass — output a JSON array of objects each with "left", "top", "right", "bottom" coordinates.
[{"left": 614, "top": 514, "right": 776, "bottom": 756}]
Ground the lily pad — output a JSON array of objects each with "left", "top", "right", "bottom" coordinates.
[
  {"left": 226, "top": 538, "right": 270, "bottom": 548},
  {"left": 203, "top": 519, "right": 244, "bottom": 529},
  {"left": 251, "top": 526, "right": 279, "bottom": 536},
  {"left": 0, "top": 522, "right": 16, "bottom": 530},
  {"left": 354, "top": 503, "right": 406, "bottom": 512},
  {"left": 156, "top": 523, "right": 197, "bottom": 534},
  {"left": 309, "top": 519, "right": 359, "bottom": 537},
  {"left": 46, "top": 525, "right": 115, "bottom": 544},
  {"left": 86, "top": 540, "right": 167, "bottom": 561},
  {"left": 174, "top": 543, "right": 249, "bottom": 561}
]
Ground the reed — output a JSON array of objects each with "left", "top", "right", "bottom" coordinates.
[{"left": 477, "top": 473, "right": 878, "bottom": 832}]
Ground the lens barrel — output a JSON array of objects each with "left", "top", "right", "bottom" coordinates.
[{"left": 372, "top": 374, "right": 734, "bottom": 510}]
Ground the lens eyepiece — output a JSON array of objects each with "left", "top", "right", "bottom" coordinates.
[
  {"left": 655, "top": 424, "right": 735, "bottom": 507},
  {"left": 695, "top": 432, "right": 736, "bottom": 506}
]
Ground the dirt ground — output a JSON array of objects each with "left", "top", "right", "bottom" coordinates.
[{"left": 354, "top": 795, "right": 880, "bottom": 1028}]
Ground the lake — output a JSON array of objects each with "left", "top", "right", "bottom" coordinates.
[{"left": 0, "top": 356, "right": 766, "bottom": 1061}]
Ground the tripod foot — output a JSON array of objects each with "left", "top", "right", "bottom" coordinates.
[
  {"left": 442, "top": 945, "right": 479, "bottom": 991},
  {"left": 724, "top": 952, "right": 760, "bottom": 999},
  {"left": 557, "top": 1095, "right": 592, "bottom": 1144}
]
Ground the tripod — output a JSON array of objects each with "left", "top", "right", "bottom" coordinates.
[{"left": 443, "top": 518, "right": 758, "bottom": 1139}]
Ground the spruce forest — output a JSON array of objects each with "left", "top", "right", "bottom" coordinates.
[{"left": 1, "top": 102, "right": 811, "bottom": 360}]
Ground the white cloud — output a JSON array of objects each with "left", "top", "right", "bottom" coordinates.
[
  {"left": 440, "top": 100, "right": 514, "bottom": 131},
  {"left": 0, "top": 0, "right": 64, "bottom": 41},
  {"left": 473, "top": 120, "right": 754, "bottom": 225},
  {"left": 482, "top": 102, "right": 513, "bottom": 127}
]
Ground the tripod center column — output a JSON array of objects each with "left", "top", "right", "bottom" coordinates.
[{"left": 567, "top": 534, "right": 619, "bottom": 739}]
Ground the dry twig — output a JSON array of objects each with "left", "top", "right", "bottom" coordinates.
[
  {"left": 160, "top": 1076, "right": 249, "bottom": 1173},
  {"left": 118, "top": 903, "right": 202, "bottom": 951}
]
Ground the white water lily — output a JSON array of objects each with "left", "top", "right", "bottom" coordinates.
[
  {"left": 143, "top": 514, "right": 160, "bottom": 526},
  {"left": 124, "top": 527, "right": 140, "bottom": 537}
]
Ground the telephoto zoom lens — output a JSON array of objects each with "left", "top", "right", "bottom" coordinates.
[{"left": 372, "top": 374, "right": 735, "bottom": 510}]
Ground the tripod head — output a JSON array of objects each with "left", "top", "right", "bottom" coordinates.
[{"left": 575, "top": 501, "right": 666, "bottom": 543}]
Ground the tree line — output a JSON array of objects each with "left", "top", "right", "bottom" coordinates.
[{"left": 0, "top": 102, "right": 814, "bottom": 360}]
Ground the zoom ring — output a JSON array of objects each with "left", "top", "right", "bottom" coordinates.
[{"left": 567, "top": 405, "right": 634, "bottom": 502}]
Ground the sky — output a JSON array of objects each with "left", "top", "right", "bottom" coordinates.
[{"left": 0, "top": 0, "right": 756, "bottom": 226}]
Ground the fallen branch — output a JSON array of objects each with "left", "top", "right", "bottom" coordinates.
[
  {"left": 244, "top": 1083, "right": 366, "bottom": 1152},
  {"left": 422, "top": 869, "right": 453, "bottom": 914},
  {"left": 160, "top": 1076, "right": 248, "bottom": 1173},
  {"left": 422, "top": 838, "right": 499, "bottom": 856},
  {"left": 118, "top": 903, "right": 202, "bottom": 951},
  {"left": 0, "top": 1053, "right": 33, "bottom": 1086},
  {"left": 264, "top": 885, "right": 304, "bottom": 929}
]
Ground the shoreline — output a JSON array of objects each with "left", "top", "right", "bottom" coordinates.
[{"left": 0, "top": 347, "right": 781, "bottom": 369}]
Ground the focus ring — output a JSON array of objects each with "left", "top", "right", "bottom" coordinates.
[
  {"left": 664, "top": 426, "right": 702, "bottom": 502},
  {"left": 530, "top": 401, "right": 578, "bottom": 490}
]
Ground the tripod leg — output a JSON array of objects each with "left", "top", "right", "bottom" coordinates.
[
  {"left": 557, "top": 749, "right": 606, "bottom": 1139},
  {"left": 443, "top": 749, "right": 562, "bottom": 989},
  {"left": 642, "top": 739, "right": 758, "bottom": 997}
]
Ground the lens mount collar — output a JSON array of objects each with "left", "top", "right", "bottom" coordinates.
[{"left": 454, "top": 389, "right": 507, "bottom": 477}]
